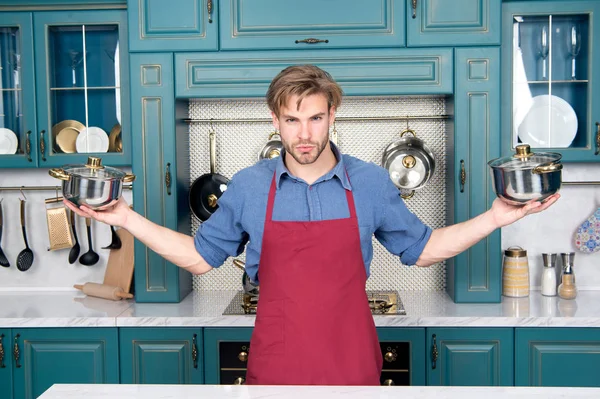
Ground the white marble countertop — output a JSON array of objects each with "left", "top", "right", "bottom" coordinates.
[
  {"left": 38, "top": 384, "right": 600, "bottom": 398},
  {"left": 1, "top": 289, "right": 600, "bottom": 328}
]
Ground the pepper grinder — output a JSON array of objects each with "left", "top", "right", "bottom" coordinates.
[
  {"left": 541, "top": 253, "right": 557, "bottom": 296},
  {"left": 558, "top": 252, "right": 577, "bottom": 300}
]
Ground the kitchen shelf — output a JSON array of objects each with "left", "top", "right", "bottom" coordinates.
[{"left": 183, "top": 115, "right": 452, "bottom": 124}]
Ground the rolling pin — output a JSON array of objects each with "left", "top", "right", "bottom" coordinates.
[{"left": 74, "top": 282, "right": 133, "bottom": 301}]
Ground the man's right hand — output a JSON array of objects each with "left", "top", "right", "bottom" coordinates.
[{"left": 63, "top": 197, "right": 132, "bottom": 228}]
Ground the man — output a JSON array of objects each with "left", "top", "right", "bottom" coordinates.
[{"left": 66, "top": 65, "right": 559, "bottom": 386}]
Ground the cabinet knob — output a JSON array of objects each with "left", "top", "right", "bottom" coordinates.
[
  {"left": 238, "top": 351, "right": 248, "bottom": 362},
  {"left": 40, "top": 130, "right": 46, "bottom": 161},
  {"left": 192, "top": 334, "right": 198, "bottom": 369},
  {"left": 13, "top": 334, "right": 20, "bottom": 368},
  {"left": 384, "top": 351, "right": 397, "bottom": 363},
  {"left": 207, "top": 0, "right": 213, "bottom": 23},
  {"left": 0, "top": 334, "right": 5, "bottom": 368},
  {"left": 412, "top": 0, "right": 417, "bottom": 19},
  {"left": 233, "top": 377, "right": 245, "bottom": 385},
  {"left": 295, "top": 38, "right": 329, "bottom": 45},
  {"left": 431, "top": 334, "right": 438, "bottom": 370},
  {"left": 595, "top": 122, "right": 599, "bottom": 155},
  {"left": 165, "top": 163, "right": 172, "bottom": 196},
  {"left": 383, "top": 379, "right": 395, "bottom": 386},
  {"left": 25, "top": 131, "right": 32, "bottom": 162},
  {"left": 459, "top": 160, "right": 466, "bottom": 193}
]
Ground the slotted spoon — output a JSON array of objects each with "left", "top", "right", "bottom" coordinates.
[{"left": 16, "top": 199, "right": 34, "bottom": 272}]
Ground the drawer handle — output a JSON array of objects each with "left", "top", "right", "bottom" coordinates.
[
  {"left": 13, "top": 334, "right": 21, "bottom": 368},
  {"left": 40, "top": 130, "right": 46, "bottom": 161},
  {"left": 233, "top": 377, "right": 245, "bottom": 385},
  {"left": 595, "top": 122, "right": 599, "bottom": 155},
  {"left": 192, "top": 334, "right": 198, "bottom": 369},
  {"left": 0, "top": 333, "right": 5, "bottom": 368},
  {"left": 238, "top": 350, "right": 248, "bottom": 362},
  {"left": 165, "top": 163, "right": 172, "bottom": 196},
  {"left": 207, "top": 0, "right": 213, "bottom": 23},
  {"left": 431, "top": 334, "right": 438, "bottom": 370},
  {"left": 412, "top": 0, "right": 417, "bottom": 19},
  {"left": 25, "top": 130, "right": 32, "bottom": 162},
  {"left": 295, "top": 38, "right": 329, "bottom": 45},
  {"left": 459, "top": 160, "right": 466, "bottom": 193},
  {"left": 383, "top": 379, "right": 395, "bottom": 386}
]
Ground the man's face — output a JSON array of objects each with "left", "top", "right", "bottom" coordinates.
[{"left": 272, "top": 94, "right": 335, "bottom": 166}]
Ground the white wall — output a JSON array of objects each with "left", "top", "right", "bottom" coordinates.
[{"left": 0, "top": 168, "right": 132, "bottom": 291}]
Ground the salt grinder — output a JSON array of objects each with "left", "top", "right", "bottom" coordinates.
[
  {"left": 558, "top": 252, "right": 577, "bottom": 300},
  {"left": 541, "top": 253, "right": 557, "bottom": 296}
]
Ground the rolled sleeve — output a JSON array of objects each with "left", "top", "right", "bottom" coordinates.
[
  {"left": 374, "top": 177, "right": 432, "bottom": 266},
  {"left": 193, "top": 178, "right": 248, "bottom": 268}
]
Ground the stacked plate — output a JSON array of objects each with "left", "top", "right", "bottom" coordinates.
[
  {"left": 0, "top": 128, "right": 18, "bottom": 154},
  {"left": 52, "top": 120, "right": 117, "bottom": 153}
]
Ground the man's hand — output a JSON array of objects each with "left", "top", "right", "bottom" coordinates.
[
  {"left": 490, "top": 193, "right": 561, "bottom": 229},
  {"left": 63, "top": 197, "right": 132, "bottom": 228}
]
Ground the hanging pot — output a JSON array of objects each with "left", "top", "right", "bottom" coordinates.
[
  {"left": 258, "top": 131, "right": 283, "bottom": 160},
  {"left": 488, "top": 144, "right": 562, "bottom": 205},
  {"left": 381, "top": 129, "right": 436, "bottom": 199},
  {"left": 189, "top": 129, "right": 230, "bottom": 221},
  {"left": 233, "top": 259, "right": 259, "bottom": 296}
]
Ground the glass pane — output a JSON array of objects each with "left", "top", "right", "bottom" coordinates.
[
  {"left": 512, "top": 14, "right": 589, "bottom": 149},
  {"left": 47, "top": 24, "right": 120, "bottom": 154},
  {"left": 0, "top": 26, "right": 23, "bottom": 156}
]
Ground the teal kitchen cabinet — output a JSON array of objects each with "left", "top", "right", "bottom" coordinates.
[
  {"left": 377, "top": 328, "right": 426, "bottom": 386},
  {"left": 127, "top": 0, "right": 218, "bottom": 52},
  {"left": 516, "top": 328, "right": 600, "bottom": 387},
  {"left": 426, "top": 328, "right": 514, "bottom": 386},
  {"left": 119, "top": 328, "right": 203, "bottom": 384},
  {"left": 175, "top": 48, "right": 453, "bottom": 98},
  {"left": 501, "top": 1, "right": 600, "bottom": 162},
  {"left": 407, "top": 0, "right": 501, "bottom": 47},
  {"left": 449, "top": 47, "right": 501, "bottom": 303},
  {"left": 204, "top": 327, "right": 253, "bottom": 385},
  {"left": 12, "top": 328, "right": 119, "bottom": 399},
  {"left": 219, "top": 0, "right": 405, "bottom": 51},
  {"left": 0, "top": 8, "right": 131, "bottom": 168},
  {"left": 0, "top": 330, "right": 13, "bottom": 399},
  {"left": 129, "top": 53, "right": 192, "bottom": 302}
]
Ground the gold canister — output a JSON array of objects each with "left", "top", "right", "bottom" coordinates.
[{"left": 502, "top": 246, "right": 530, "bottom": 297}]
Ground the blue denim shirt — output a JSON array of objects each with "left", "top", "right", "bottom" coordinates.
[{"left": 194, "top": 144, "right": 432, "bottom": 283}]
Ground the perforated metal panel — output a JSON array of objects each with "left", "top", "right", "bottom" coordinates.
[{"left": 189, "top": 97, "right": 449, "bottom": 291}]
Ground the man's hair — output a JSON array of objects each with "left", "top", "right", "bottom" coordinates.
[{"left": 266, "top": 65, "right": 343, "bottom": 117}]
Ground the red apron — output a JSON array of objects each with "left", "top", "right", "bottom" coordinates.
[{"left": 246, "top": 172, "right": 382, "bottom": 385}]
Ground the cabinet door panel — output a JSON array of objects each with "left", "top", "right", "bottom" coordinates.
[
  {"left": 408, "top": 0, "right": 501, "bottom": 47},
  {"left": 220, "top": 0, "right": 405, "bottom": 50},
  {"left": 119, "top": 328, "right": 203, "bottom": 384},
  {"left": 516, "top": 328, "right": 600, "bottom": 387},
  {"left": 12, "top": 328, "right": 118, "bottom": 399}
]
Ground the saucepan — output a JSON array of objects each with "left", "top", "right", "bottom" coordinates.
[
  {"left": 49, "top": 156, "right": 135, "bottom": 209},
  {"left": 258, "top": 131, "right": 284, "bottom": 160},
  {"left": 381, "top": 129, "right": 436, "bottom": 199},
  {"left": 488, "top": 144, "right": 562, "bottom": 205},
  {"left": 189, "top": 129, "right": 230, "bottom": 221},
  {"left": 233, "top": 259, "right": 259, "bottom": 296}
]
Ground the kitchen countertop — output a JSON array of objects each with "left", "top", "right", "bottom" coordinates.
[
  {"left": 38, "top": 384, "right": 600, "bottom": 398},
  {"left": 1, "top": 289, "right": 600, "bottom": 328}
]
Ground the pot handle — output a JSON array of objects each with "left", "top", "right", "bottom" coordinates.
[
  {"left": 48, "top": 168, "right": 70, "bottom": 181},
  {"left": 268, "top": 131, "right": 281, "bottom": 140},
  {"left": 233, "top": 259, "right": 246, "bottom": 271},
  {"left": 400, "top": 190, "right": 415, "bottom": 200},
  {"left": 123, "top": 174, "right": 136, "bottom": 183},
  {"left": 400, "top": 129, "right": 417, "bottom": 138},
  {"left": 532, "top": 162, "right": 563, "bottom": 174}
]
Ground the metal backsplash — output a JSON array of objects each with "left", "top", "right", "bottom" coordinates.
[{"left": 189, "top": 97, "right": 449, "bottom": 291}]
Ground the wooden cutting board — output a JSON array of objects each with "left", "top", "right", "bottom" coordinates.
[{"left": 102, "top": 228, "right": 134, "bottom": 293}]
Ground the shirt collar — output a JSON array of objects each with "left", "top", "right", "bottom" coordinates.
[{"left": 275, "top": 141, "right": 352, "bottom": 190}]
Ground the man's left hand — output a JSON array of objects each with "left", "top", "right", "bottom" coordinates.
[{"left": 490, "top": 193, "right": 560, "bottom": 229}]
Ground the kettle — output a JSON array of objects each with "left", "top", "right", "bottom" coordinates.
[{"left": 233, "top": 259, "right": 259, "bottom": 296}]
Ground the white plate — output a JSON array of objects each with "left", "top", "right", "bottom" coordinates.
[
  {"left": 517, "top": 94, "right": 578, "bottom": 148},
  {"left": 76, "top": 126, "right": 109, "bottom": 153},
  {"left": 0, "top": 128, "right": 18, "bottom": 155}
]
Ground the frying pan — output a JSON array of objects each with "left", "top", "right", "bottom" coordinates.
[{"left": 189, "top": 128, "right": 229, "bottom": 221}]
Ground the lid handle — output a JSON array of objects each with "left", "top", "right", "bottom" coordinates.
[
  {"left": 85, "top": 157, "right": 104, "bottom": 169},
  {"left": 514, "top": 144, "right": 533, "bottom": 158}
]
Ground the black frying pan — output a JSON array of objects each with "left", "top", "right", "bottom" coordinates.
[{"left": 189, "top": 129, "right": 230, "bottom": 221}]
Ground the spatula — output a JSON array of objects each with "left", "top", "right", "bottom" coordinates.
[
  {"left": 574, "top": 207, "right": 600, "bottom": 253},
  {"left": 0, "top": 200, "right": 9, "bottom": 267}
]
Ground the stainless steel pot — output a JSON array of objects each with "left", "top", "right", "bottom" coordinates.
[
  {"left": 258, "top": 132, "right": 283, "bottom": 160},
  {"left": 49, "top": 156, "right": 135, "bottom": 209},
  {"left": 233, "top": 259, "right": 259, "bottom": 296},
  {"left": 488, "top": 144, "right": 562, "bottom": 205},
  {"left": 381, "top": 129, "right": 436, "bottom": 199}
]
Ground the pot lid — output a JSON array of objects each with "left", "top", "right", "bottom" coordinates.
[
  {"left": 62, "top": 157, "right": 127, "bottom": 179},
  {"left": 488, "top": 144, "right": 561, "bottom": 171},
  {"left": 388, "top": 151, "right": 432, "bottom": 190}
]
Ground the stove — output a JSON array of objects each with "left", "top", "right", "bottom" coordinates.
[{"left": 222, "top": 290, "right": 406, "bottom": 316}]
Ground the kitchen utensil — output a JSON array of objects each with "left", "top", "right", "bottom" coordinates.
[
  {"left": 573, "top": 207, "right": 600, "bottom": 253},
  {"left": 49, "top": 156, "right": 135, "bottom": 210},
  {"left": 16, "top": 199, "right": 34, "bottom": 272},
  {"left": 102, "top": 225, "right": 122, "bottom": 249},
  {"left": 233, "top": 259, "right": 259, "bottom": 296},
  {"left": 0, "top": 127, "right": 18, "bottom": 155},
  {"left": 102, "top": 229, "right": 134, "bottom": 293},
  {"left": 74, "top": 282, "right": 132, "bottom": 301},
  {"left": 52, "top": 119, "right": 84, "bottom": 153},
  {"left": 68, "top": 211, "right": 80, "bottom": 264},
  {"left": 45, "top": 196, "right": 74, "bottom": 251},
  {"left": 189, "top": 128, "right": 230, "bottom": 221},
  {"left": 488, "top": 144, "right": 562, "bottom": 205},
  {"left": 258, "top": 131, "right": 283, "bottom": 160},
  {"left": 517, "top": 94, "right": 577, "bottom": 148},
  {"left": 0, "top": 200, "right": 9, "bottom": 267},
  {"left": 79, "top": 217, "right": 99, "bottom": 266},
  {"left": 381, "top": 129, "right": 436, "bottom": 199},
  {"left": 502, "top": 246, "right": 529, "bottom": 298},
  {"left": 76, "top": 126, "right": 109, "bottom": 153}
]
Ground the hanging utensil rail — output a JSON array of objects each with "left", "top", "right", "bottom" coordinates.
[
  {"left": 563, "top": 181, "right": 600, "bottom": 186},
  {"left": 183, "top": 115, "right": 452, "bottom": 123},
  {"left": 0, "top": 185, "right": 133, "bottom": 191}
]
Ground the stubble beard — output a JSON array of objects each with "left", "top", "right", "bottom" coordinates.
[{"left": 283, "top": 134, "right": 329, "bottom": 165}]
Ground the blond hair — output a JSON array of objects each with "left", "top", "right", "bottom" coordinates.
[{"left": 266, "top": 65, "right": 343, "bottom": 117}]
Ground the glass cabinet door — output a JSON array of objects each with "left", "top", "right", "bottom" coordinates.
[
  {"left": 34, "top": 10, "right": 130, "bottom": 166},
  {"left": 0, "top": 13, "right": 37, "bottom": 168},
  {"left": 503, "top": 2, "right": 600, "bottom": 162}
]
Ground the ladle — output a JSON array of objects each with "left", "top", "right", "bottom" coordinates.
[
  {"left": 102, "top": 225, "right": 122, "bottom": 249},
  {"left": 68, "top": 211, "right": 80, "bottom": 264},
  {"left": 16, "top": 199, "right": 34, "bottom": 272},
  {"left": 79, "top": 217, "right": 99, "bottom": 266},
  {"left": 0, "top": 199, "right": 10, "bottom": 267}
]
